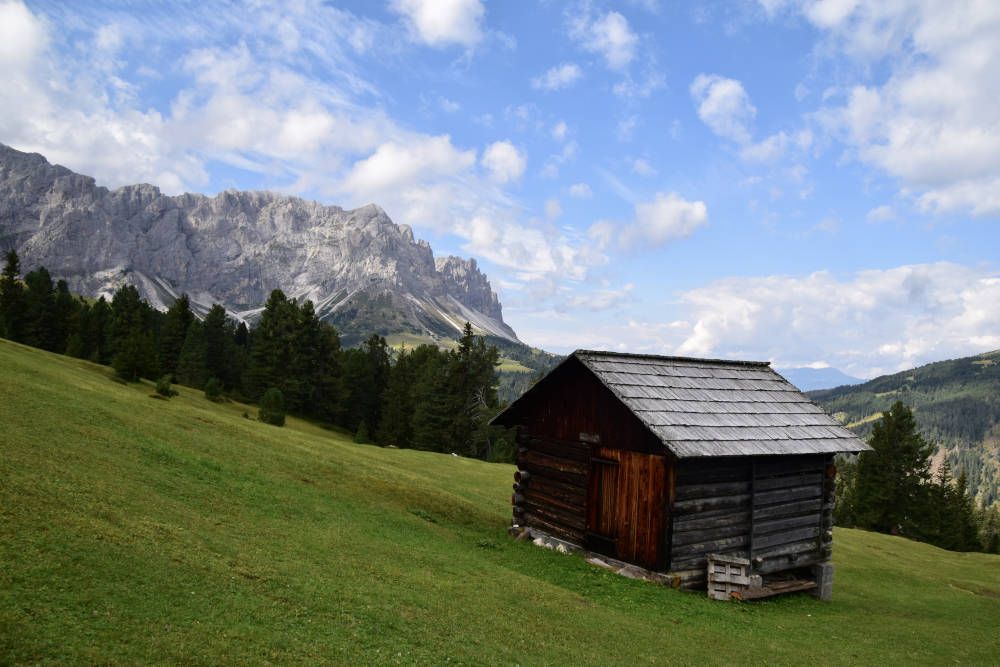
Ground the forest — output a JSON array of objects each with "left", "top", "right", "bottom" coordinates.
[
  {"left": 3, "top": 249, "right": 999, "bottom": 552},
  {"left": 0, "top": 250, "right": 514, "bottom": 462}
]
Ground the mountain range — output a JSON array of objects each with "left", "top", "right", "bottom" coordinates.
[
  {"left": 776, "top": 366, "right": 864, "bottom": 392},
  {"left": 0, "top": 143, "right": 516, "bottom": 347}
]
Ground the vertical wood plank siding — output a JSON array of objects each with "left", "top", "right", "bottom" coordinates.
[{"left": 589, "top": 447, "right": 667, "bottom": 569}]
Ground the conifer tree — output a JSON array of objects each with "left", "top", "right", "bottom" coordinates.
[
  {"left": 854, "top": 401, "right": 933, "bottom": 536},
  {"left": 259, "top": 387, "right": 286, "bottom": 426},
  {"left": 52, "top": 280, "right": 79, "bottom": 354},
  {"left": 176, "top": 320, "right": 208, "bottom": 388},
  {"left": 87, "top": 296, "right": 113, "bottom": 364},
  {"left": 159, "top": 294, "right": 194, "bottom": 377},
  {"left": 23, "top": 267, "right": 56, "bottom": 350},
  {"left": 244, "top": 290, "right": 297, "bottom": 400},
  {"left": 377, "top": 346, "right": 418, "bottom": 447},
  {"left": 0, "top": 249, "right": 26, "bottom": 342}
]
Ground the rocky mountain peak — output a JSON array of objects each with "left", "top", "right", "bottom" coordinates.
[{"left": 0, "top": 143, "right": 518, "bottom": 344}]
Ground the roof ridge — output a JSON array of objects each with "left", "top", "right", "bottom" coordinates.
[{"left": 573, "top": 349, "right": 771, "bottom": 368}]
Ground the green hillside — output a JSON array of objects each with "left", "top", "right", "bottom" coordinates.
[
  {"left": 810, "top": 350, "right": 1000, "bottom": 506},
  {"left": 2, "top": 339, "right": 999, "bottom": 665}
]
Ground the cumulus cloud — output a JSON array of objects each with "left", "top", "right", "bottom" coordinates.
[
  {"left": 781, "top": 1, "right": 1000, "bottom": 216},
  {"left": 517, "top": 262, "right": 1000, "bottom": 377},
  {"left": 568, "top": 9, "right": 637, "bottom": 70},
  {"left": 340, "top": 135, "right": 475, "bottom": 196},
  {"left": 390, "top": 0, "right": 485, "bottom": 48},
  {"left": 867, "top": 205, "right": 895, "bottom": 223},
  {"left": 690, "top": 73, "right": 756, "bottom": 144},
  {"left": 481, "top": 140, "right": 526, "bottom": 183},
  {"left": 673, "top": 262, "right": 1000, "bottom": 377},
  {"left": 0, "top": 0, "right": 47, "bottom": 67},
  {"left": 531, "top": 63, "right": 582, "bottom": 91},
  {"left": 622, "top": 193, "right": 709, "bottom": 247}
]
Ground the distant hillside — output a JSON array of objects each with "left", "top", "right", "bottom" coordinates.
[
  {"left": 777, "top": 366, "right": 864, "bottom": 392},
  {"left": 810, "top": 350, "right": 1000, "bottom": 506}
]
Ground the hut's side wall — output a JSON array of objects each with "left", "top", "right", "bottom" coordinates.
[{"left": 669, "top": 454, "right": 834, "bottom": 589}]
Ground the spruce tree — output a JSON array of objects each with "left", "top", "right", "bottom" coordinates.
[
  {"left": 88, "top": 297, "right": 113, "bottom": 364},
  {"left": 853, "top": 401, "right": 933, "bottom": 537},
  {"left": 244, "top": 290, "right": 297, "bottom": 400},
  {"left": 23, "top": 267, "right": 56, "bottom": 350},
  {"left": 176, "top": 320, "right": 208, "bottom": 388},
  {"left": 952, "top": 472, "right": 982, "bottom": 551},
  {"left": 0, "top": 249, "right": 26, "bottom": 342},
  {"left": 159, "top": 294, "right": 194, "bottom": 377},
  {"left": 52, "top": 280, "right": 79, "bottom": 354},
  {"left": 259, "top": 387, "right": 286, "bottom": 426},
  {"left": 377, "top": 346, "right": 417, "bottom": 447}
]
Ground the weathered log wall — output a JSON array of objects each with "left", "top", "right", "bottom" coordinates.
[
  {"left": 513, "top": 433, "right": 589, "bottom": 544},
  {"left": 668, "top": 454, "right": 834, "bottom": 589}
]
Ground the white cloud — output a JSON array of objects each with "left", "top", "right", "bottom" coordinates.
[
  {"left": 390, "top": 0, "right": 485, "bottom": 48},
  {"left": 673, "top": 262, "right": 1000, "bottom": 377},
  {"left": 340, "top": 135, "right": 475, "bottom": 196},
  {"left": 531, "top": 63, "right": 582, "bottom": 91},
  {"left": 520, "top": 261, "right": 1000, "bottom": 377},
  {"left": 544, "top": 198, "right": 562, "bottom": 220},
  {"left": 568, "top": 182, "right": 593, "bottom": 198},
  {"left": 540, "top": 141, "right": 577, "bottom": 179},
  {"left": 631, "top": 158, "right": 656, "bottom": 176},
  {"left": 793, "top": 1, "right": 1000, "bottom": 216},
  {"left": 690, "top": 73, "right": 756, "bottom": 144},
  {"left": 740, "top": 131, "right": 789, "bottom": 162},
  {"left": 564, "top": 283, "right": 635, "bottom": 311},
  {"left": 0, "top": 0, "right": 47, "bottom": 67},
  {"left": 867, "top": 205, "right": 895, "bottom": 223},
  {"left": 616, "top": 115, "right": 638, "bottom": 141},
  {"left": 551, "top": 120, "right": 568, "bottom": 141},
  {"left": 623, "top": 192, "right": 709, "bottom": 247},
  {"left": 438, "top": 96, "right": 460, "bottom": 112},
  {"left": 481, "top": 140, "right": 526, "bottom": 183},
  {"left": 568, "top": 9, "right": 637, "bottom": 70}
]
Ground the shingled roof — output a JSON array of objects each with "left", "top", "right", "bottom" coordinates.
[{"left": 496, "top": 350, "right": 870, "bottom": 458}]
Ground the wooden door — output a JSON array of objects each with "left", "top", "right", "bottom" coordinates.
[{"left": 587, "top": 447, "right": 667, "bottom": 569}]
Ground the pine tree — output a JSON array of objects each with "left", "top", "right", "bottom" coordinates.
[
  {"left": 244, "top": 290, "right": 297, "bottom": 400},
  {"left": 88, "top": 297, "right": 113, "bottom": 364},
  {"left": 952, "top": 471, "right": 981, "bottom": 551},
  {"left": 113, "top": 327, "right": 157, "bottom": 381},
  {"left": 159, "top": 294, "right": 194, "bottom": 377},
  {"left": 23, "top": 267, "right": 57, "bottom": 350},
  {"left": 259, "top": 387, "right": 286, "bottom": 426},
  {"left": 0, "top": 249, "right": 26, "bottom": 342},
  {"left": 377, "top": 346, "right": 417, "bottom": 447},
  {"left": 410, "top": 352, "right": 454, "bottom": 452},
  {"left": 176, "top": 320, "right": 208, "bottom": 388},
  {"left": 853, "top": 401, "right": 933, "bottom": 537},
  {"left": 52, "top": 280, "right": 79, "bottom": 354}
]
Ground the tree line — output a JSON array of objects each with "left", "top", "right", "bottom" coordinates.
[
  {"left": 0, "top": 250, "right": 513, "bottom": 461},
  {"left": 835, "top": 401, "right": 999, "bottom": 553}
]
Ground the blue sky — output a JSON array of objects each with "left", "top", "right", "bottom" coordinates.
[{"left": 2, "top": 0, "right": 999, "bottom": 377}]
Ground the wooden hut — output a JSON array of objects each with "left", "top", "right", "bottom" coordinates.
[{"left": 491, "top": 350, "right": 869, "bottom": 598}]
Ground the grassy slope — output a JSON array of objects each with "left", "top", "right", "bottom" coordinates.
[{"left": 2, "top": 340, "right": 999, "bottom": 665}]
